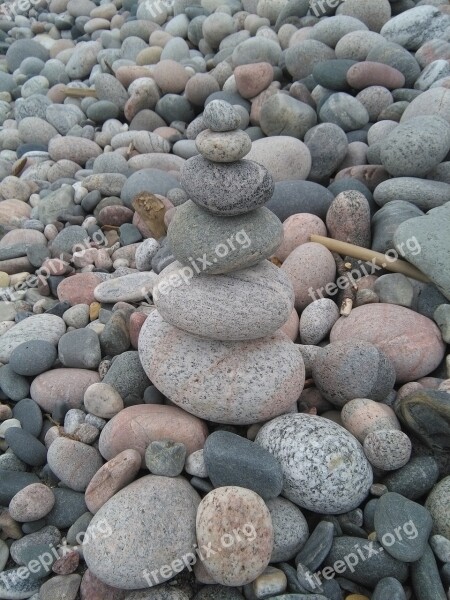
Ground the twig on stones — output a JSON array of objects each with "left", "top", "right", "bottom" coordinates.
[
  {"left": 63, "top": 87, "right": 97, "bottom": 98},
  {"left": 332, "top": 251, "right": 357, "bottom": 316}
]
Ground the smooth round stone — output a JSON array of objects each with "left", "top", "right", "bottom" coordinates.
[
  {"left": 313, "top": 59, "right": 357, "bottom": 91},
  {"left": 312, "top": 340, "right": 395, "bottom": 407},
  {"left": 256, "top": 414, "right": 373, "bottom": 513},
  {"left": 330, "top": 304, "right": 446, "bottom": 383},
  {"left": 99, "top": 404, "right": 207, "bottom": 465},
  {"left": 203, "top": 100, "right": 241, "bottom": 132},
  {"left": 380, "top": 5, "right": 450, "bottom": 51},
  {"left": 346, "top": 61, "right": 405, "bottom": 89},
  {"left": 9, "top": 483, "right": 55, "bottom": 522},
  {"left": 326, "top": 190, "right": 371, "bottom": 247},
  {"left": 180, "top": 156, "right": 274, "bottom": 216},
  {"left": 4, "top": 428, "right": 47, "bottom": 467},
  {"left": 310, "top": 15, "right": 369, "bottom": 47},
  {"left": 363, "top": 430, "right": 411, "bottom": 470},
  {"left": 145, "top": 440, "right": 186, "bottom": 477},
  {"left": 58, "top": 328, "right": 101, "bottom": 370},
  {"left": 185, "top": 73, "right": 220, "bottom": 106},
  {"left": 234, "top": 62, "right": 273, "bottom": 99},
  {"left": 285, "top": 40, "right": 336, "bottom": 80},
  {"left": 48, "top": 136, "right": 102, "bottom": 167},
  {"left": 30, "top": 368, "right": 100, "bottom": 412},
  {"left": 6, "top": 39, "right": 49, "bottom": 72},
  {"left": 195, "top": 129, "right": 252, "bottom": 162},
  {"left": 395, "top": 389, "right": 450, "bottom": 454},
  {"left": 232, "top": 37, "right": 282, "bottom": 67},
  {"left": 259, "top": 93, "right": 317, "bottom": 140},
  {"left": 168, "top": 201, "right": 282, "bottom": 275},
  {"left": 374, "top": 177, "right": 450, "bottom": 211},
  {"left": 120, "top": 168, "right": 179, "bottom": 208},
  {"left": 373, "top": 273, "right": 414, "bottom": 308},
  {"left": 380, "top": 115, "right": 450, "bottom": 177},
  {"left": 366, "top": 42, "right": 421, "bottom": 89},
  {"left": 371, "top": 200, "right": 424, "bottom": 254},
  {"left": 196, "top": 487, "right": 273, "bottom": 586},
  {"left": 372, "top": 578, "right": 408, "bottom": 600},
  {"left": 12, "top": 399, "right": 42, "bottom": 438},
  {"left": 299, "top": 298, "right": 340, "bottom": 345},
  {"left": 341, "top": 398, "right": 401, "bottom": 443},
  {"left": 280, "top": 242, "right": 336, "bottom": 311},
  {"left": 57, "top": 273, "right": 103, "bottom": 305},
  {"left": 336, "top": 0, "right": 391, "bottom": 32},
  {"left": 275, "top": 213, "right": 327, "bottom": 262},
  {"left": 382, "top": 457, "right": 440, "bottom": 501},
  {"left": 374, "top": 491, "right": 433, "bottom": 562},
  {"left": 84, "top": 475, "right": 200, "bottom": 589},
  {"left": 268, "top": 180, "right": 334, "bottom": 221},
  {"left": 138, "top": 311, "right": 305, "bottom": 425},
  {"left": 324, "top": 536, "right": 408, "bottom": 587},
  {"left": 83, "top": 382, "right": 124, "bottom": 419},
  {"left": 85, "top": 449, "right": 142, "bottom": 514},
  {"left": 0, "top": 365, "right": 29, "bottom": 402},
  {"left": 0, "top": 471, "right": 40, "bottom": 506},
  {"left": 0, "top": 314, "right": 65, "bottom": 363},
  {"left": 266, "top": 497, "right": 309, "bottom": 564},
  {"left": 47, "top": 437, "right": 103, "bottom": 492},
  {"left": 400, "top": 87, "right": 450, "bottom": 123},
  {"left": 305, "top": 123, "right": 349, "bottom": 181},
  {"left": 94, "top": 272, "right": 158, "bottom": 303},
  {"left": 426, "top": 476, "right": 450, "bottom": 538},
  {"left": 319, "top": 93, "right": 370, "bottom": 132},
  {"left": 244, "top": 136, "right": 311, "bottom": 182},
  {"left": 203, "top": 430, "right": 283, "bottom": 500},
  {"left": 153, "top": 260, "right": 294, "bottom": 341}
]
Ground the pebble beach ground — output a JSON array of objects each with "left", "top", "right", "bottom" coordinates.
[{"left": 0, "top": 0, "right": 449, "bottom": 599}]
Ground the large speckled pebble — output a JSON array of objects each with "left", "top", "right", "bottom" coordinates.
[
  {"left": 85, "top": 449, "right": 142, "bottom": 514},
  {"left": 245, "top": 136, "right": 311, "bottom": 182},
  {"left": 47, "top": 437, "right": 103, "bottom": 492},
  {"left": 255, "top": 414, "right": 373, "bottom": 514},
  {"left": 300, "top": 299, "right": 340, "bottom": 345},
  {"left": 275, "top": 213, "right": 327, "bottom": 263},
  {"left": 9, "top": 483, "right": 55, "bottom": 522},
  {"left": 0, "top": 314, "right": 65, "bottom": 363},
  {"left": 138, "top": 311, "right": 305, "bottom": 425},
  {"left": 363, "top": 429, "right": 411, "bottom": 470},
  {"left": 326, "top": 190, "right": 371, "bottom": 247},
  {"left": 312, "top": 340, "right": 396, "bottom": 407},
  {"left": 266, "top": 497, "right": 309, "bottom": 563},
  {"left": 30, "top": 368, "right": 100, "bottom": 411},
  {"left": 330, "top": 304, "right": 446, "bottom": 383},
  {"left": 168, "top": 201, "right": 282, "bottom": 275},
  {"left": 83, "top": 382, "right": 124, "bottom": 419},
  {"left": 99, "top": 404, "right": 207, "bottom": 466},
  {"left": 341, "top": 398, "right": 401, "bottom": 443},
  {"left": 380, "top": 115, "right": 450, "bottom": 177},
  {"left": 196, "top": 487, "right": 273, "bottom": 586},
  {"left": 380, "top": 5, "right": 450, "bottom": 51},
  {"left": 259, "top": 93, "right": 317, "bottom": 140},
  {"left": 196, "top": 129, "right": 252, "bottom": 163},
  {"left": 180, "top": 156, "right": 274, "bottom": 216},
  {"left": 425, "top": 476, "right": 450, "bottom": 538},
  {"left": 83, "top": 475, "right": 200, "bottom": 589},
  {"left": 203, "top": 100, "right": 241, "bottom": 132},
  {"left": 319, "top": 93, "right": 369, "bottom": 132},
  {"left": 153, "top": 260, "right": 294, "bottom": 341},
  {"left": 280, "top": 242, "right": 336, "bottom": 311}
]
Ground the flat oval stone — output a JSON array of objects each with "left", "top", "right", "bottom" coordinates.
[
  {"left": 347, "top": 61, "right": 405, "bottom": 89},
  {"left": 313, "top": 59, "right": 357, "bottom": 91},
  {"left": 255, "top": 414, "right": 373, "bottom": 514},
  {"left": 0, "top": 471, "right": 40, "bottom": 505},
  {"left": 330, "top": 304, "right": 446, "bottom": 383},
  {"left": 195, "top": 129, "right": 252, "bottom": 162},
  {"left": 196, "top": 487, "right": 273, "bottom": 586},
  {"left": 9, "top": 483, "right": 55, "bottom": 522},
  {"left": 180, "top": 156, "right": 274, "bottom": 216},
  {"left": 153, "top": 260, "right": 294, "bottom": 341},
  {"left": 94, "top": 272, "right": 158, "bottom": 303},
  {"left": 85, "top": 449, "right": 142, "bottom": 514},
  {"left": 203, "top": 430, "right": 283, "bottom": 500},
  {"left": 83, "top": 475, "right": 200, "bottom": 589},
  {"left": 9, "top": 340, "right": 57, "bottom": 377},
  {"left": 57, "top": 273, "right": 103, "bottom": 305},
  {"left": 382, "top": 456, "right": 439, "bottom": 500},
  {"left": 363, "top": 429, "right": 411, "bottom": 470},
  {"left": 319, "top": 92, "right": 370, "bottom": 132},
  {"left": 98, "top": 404, "right": 208, "bottom": 465},
  {"left": 4, "top": 428, "right": 47, "bottom": 467},
  {"left": 167, "top": 200, "right": 283, "bottom": 275},
  {"left": 374, "top": 177, "right": 450, "bottom": 211},
  {"left": 244, "top": 136, "right": 311, "bottom": 182},
  {"left": 0, "top": 314, "right": 65, "bottom": 363},
  {"left": 267, "top": 181, "right": 334, "bottom": 221},
  {"left": 30, "top": 368, "right": 101, "bottom": 411},
  {"left": 47, "top": 437, "right": 103, "bottom": 492},
  {"left": 138, "top": 311, "right": 305, "bottom": 425}
]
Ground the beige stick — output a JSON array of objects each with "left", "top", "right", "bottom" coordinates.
[
  {"left": 310, "top": 235, "right": 430, "bottom": 283},
  {"left": 63, "top": 87, "right": 97, "bottom": 98}
]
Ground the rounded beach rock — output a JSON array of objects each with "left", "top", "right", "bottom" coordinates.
[
  {"left": 330, "top": 304, "right": 446, "bottom": 383},
  {"left": 244, "top": 136, "right": 311, "bottom": 182},
  {"left": 153, "top": 260, "right": 294, "bottom": 341},
  {"left": 255, "top": 414, "right": 373, "bottom": 514},
  {"left": 47, "top": 437, "right": 104, "bottom": 492},
  {"left": 196, "top": 487, "right": 273, "bottom": 586},
  {"left": 83, "top": 475, "right": 200, "bottom": 589},
  {"left": 99, "top": 404, "right": 208, "bottom": 465},
  {"left": 138, "top": 311, "right": 305, "bottom": 425},
  {"left": 275, "top": 213, "right": 327, "bottom": 263},
  {"left": 30, "top": 368, "right": 100, "bottom": 411},
  {"left": 341, "top": 398, "right": 401, "bottom": 443},
  {"left": 0, "top": 314, "right": 66, "bottom": 363},
  {"left": 9, "top": 483, "right": 55, "bottom": 522}
]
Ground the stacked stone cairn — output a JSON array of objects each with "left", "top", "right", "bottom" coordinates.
[{"left": 138, "top": 100, "right": 306, "bottom": 425}]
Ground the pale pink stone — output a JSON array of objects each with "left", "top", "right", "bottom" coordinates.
[
  {"left": 275, "top": 213, "right": 327, "bottom": 262},
  {"left": 31, "top": 368, "right": 100, "bottom": 411}
]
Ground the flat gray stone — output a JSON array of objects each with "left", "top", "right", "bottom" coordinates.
[{"left": 0, "top": 314, "right": 65, "bottom": 363}]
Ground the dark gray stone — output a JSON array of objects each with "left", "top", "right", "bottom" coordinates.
[
  {"left": 0, "top": 568, "right": 41, "bottom": 598},
  {"left": 151, "top": 238, "right": 175, "bottom": 274},
  {"left": 180, "top": 156, "right": 274, "bottom": 216},
  {"left": 374, "top": 177, "right": 450, "bottom": 211},
  {"left": 372, "top": 577, "right": 407, "bottom": 600},
  {"left": 9, "top": 340, "right": 57, "bottom": 376},
  {"left": 51, "top": 226, "right": 88, "bottom": 257},
  {"left": 0, "top": 364, "right": 30, "bottom": 401},
  {"left": 381, "top": 456, "right": 439, "bottom": 500},
  {"left": 12, "top": 399, "right": 43, "bottom": 438},
  {"left": 319, "top": 93, "right": 370, "bottom": 132},
  {"left": 266, "top": 180, "right": 334, "bottom": 221},
  {"left": 417, "top": 284, "right": 449, "bottom": 319},
  {"left": 4, "top": 428, "right": 47, "bottom": 467},
  {"left": 412, "top": 543, "right": 447, "bottom": 600},
  {"left": 305, "top": 123, "right": 349, "bottom": 182},
  {"left": 120, "top": 168, "right": 179, "bottom": 209},
  {"left": 45, "top": 488, "right": 87, "bottom": 529},
  {"left": 313, "top": 59, "right": 357, "bottom": 91},
  {"left": 371, "top": 200, "right": 424, "bottom": 254},
  {"left": 155, "top": 93, "right": 195, "bottom": 124},
  {"left": 374, "top": 492, "right": 433, "bottom": 562},
  {"left": 204, "top": 431, "right": 283, "bottom": 500},
  {"left": 119, "top": 223, "right": 142, "bottom": 246},
  {"left": 26, "top": 244, "right": 50, "bottom": 268},
  {"left": 145, "top": 440, "right": 186, "bottom": 477},
  {"left": 295, "top": 520, "right": 335, "bottom": 573},
  {"left": 102, "top": 350, "right": 149, "bottom": 406},
  {"left": 6, "top": 39, "right": 49, "bottom": 72},
  {"left": 58, "top": 328, "right": 101, "bottom": 370},
  {"left": 0, "top": 470, "right": 40, "bottom": 505},
  {"left": 99, "top": 310, "right": 130, "bottom": 358},
  {"left": 260, "top": 93, "right": 317, "bottom": 140}
]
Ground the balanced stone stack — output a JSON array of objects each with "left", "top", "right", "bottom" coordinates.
[{"left": 138, "top": 100, "right": 305, "bottom": 425}]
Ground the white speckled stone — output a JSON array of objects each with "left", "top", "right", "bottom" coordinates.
[
  {"left": 203, "top": 100, "right": 242, "bottom": 132},
  {"left": 363, "top": 429, "right": 411, "bottom": 470},
  {"left": 299, "top": 298, "right": 340, "bottom": 345},
  {"left": 196, "top": 129, "right": 252, "bottom": 162},
  {"left": 138, "top": 311, "right": 305, "bottom": 425},
  {"left": 196, "top": 487, "right": 273, "bottom": 586},
  {"left": 255, "top": 414, "right": 373, "bottom": 513},
  {"left": 153, "top": 260, "right": 294, "bottom": 341}
]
